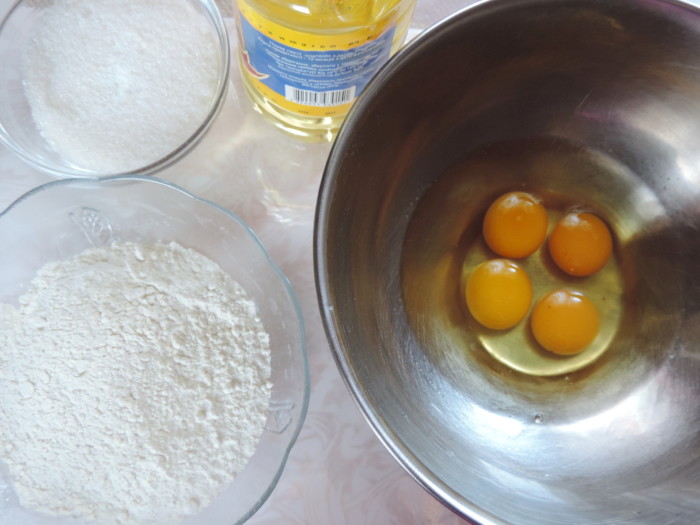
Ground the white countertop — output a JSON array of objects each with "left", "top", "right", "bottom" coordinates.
[{"left": 0, "top": 1, "right": 476, "bottom": 523}]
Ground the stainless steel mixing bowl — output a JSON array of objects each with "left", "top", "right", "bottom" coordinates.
[{"left": 314, "top": 0, "right": 700, "bottom": 523}]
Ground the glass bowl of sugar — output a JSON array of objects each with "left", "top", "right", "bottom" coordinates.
[
  {"left": 0, "top": 0, "right": 230, "bottom": 178},
  {"left": 0, "top": 175, "right": 310, "bottom": 524}
]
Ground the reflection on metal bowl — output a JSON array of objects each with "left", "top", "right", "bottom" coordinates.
[{"left": 315, "top": 0, "right": 700, "bottom": 523}]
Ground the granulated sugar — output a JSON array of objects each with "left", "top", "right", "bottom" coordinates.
[
  {"left": 0, "top": 241, "right": 271, "bottom": 524},
  {"left": 22, "top": 0, "right": 221, "bottom": 173}
]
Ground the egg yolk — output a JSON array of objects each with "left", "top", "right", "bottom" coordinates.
[
  {"left": 482, "top": 191, "right": 548, "bottom": 259},
  {"left": 466, "top": 259, "right": 532, "bottom": 330},
  {"left": 549, "top": 211, "right": 612, "bottom": 277},
  {"left": 531, "top": 289, "right": 600, "bottom": 355}
]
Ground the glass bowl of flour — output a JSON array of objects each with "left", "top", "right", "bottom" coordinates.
[
  {"left": 0, "top": 176, "right": 310, "bottom": 525},
  {"left": 0, "top": 0, "right": 230, "bottom": 178}
]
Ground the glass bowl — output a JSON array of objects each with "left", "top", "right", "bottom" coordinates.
[
  {"left": 0, "top": 176, "right": 309, "bottom": 525},
  {"left": 0, "top": 0, "right": 230, "bottom": 179}
]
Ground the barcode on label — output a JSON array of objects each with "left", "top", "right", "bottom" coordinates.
[{"left": 285, "top": 86, "right": 356, "bottom": 107}]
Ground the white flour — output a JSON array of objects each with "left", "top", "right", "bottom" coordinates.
[
  {"left": 0, "top": 241, "right": 272, "bottom": 524},
  {"left": 22, "top": 0, "right": 220, "bottom": 173}
]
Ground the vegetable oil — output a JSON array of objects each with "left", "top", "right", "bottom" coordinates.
[{"left": 234, "top": 0, "right": 417, "bottom": 141}]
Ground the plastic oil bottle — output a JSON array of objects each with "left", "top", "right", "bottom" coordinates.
[{"left": 234, "top": 0, "right": 417, "bottom": 141}]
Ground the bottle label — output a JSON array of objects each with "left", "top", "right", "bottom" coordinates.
[{"left": 237, "top": 1, "right": 396, "bottom": 118}]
